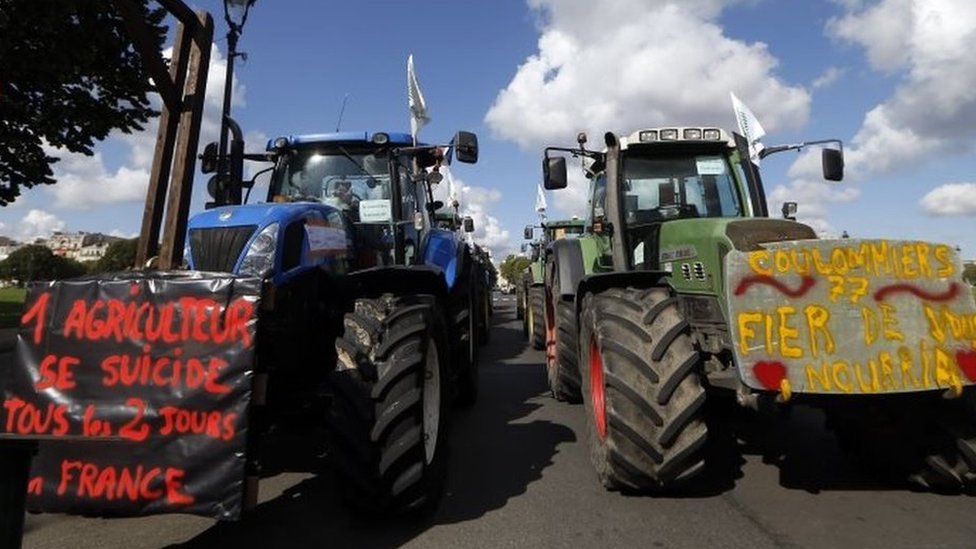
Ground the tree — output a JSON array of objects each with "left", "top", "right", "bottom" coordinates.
[
  {"left": 0, "top": 245, "right": 86, "bottom": 285},
  {"left": 499, "top": 254, "right": 532, "bottom": 284},
  {"left": 0, "top": 0, "right": 167, "bottom": 205},
  {"left": 93, "top": 238, "right": 138, "bottom": 273}
]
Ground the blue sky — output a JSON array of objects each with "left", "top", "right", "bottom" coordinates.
[{"left": 3, "top": 0, "right": 975, "bottom": 263}]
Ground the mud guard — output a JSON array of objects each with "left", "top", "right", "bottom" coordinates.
[
  {"left": 550, "top": 239, "right": 586, "bottom": 299},
  {"left": 576, "top": 270, "right": 672, "bottom": 318},
  {"left": 422, "top": 229, "right": 463, "bottom": 291},
  {"left": 348, "top": 265, "right": 449, "bottom": 301}
]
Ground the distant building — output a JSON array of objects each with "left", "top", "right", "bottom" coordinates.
[
  {"left": 0, "top": 244, "right": 21, "bottom": 262},
  {"left": 45, "top": 232, "right": 120, "bottom": 263}
]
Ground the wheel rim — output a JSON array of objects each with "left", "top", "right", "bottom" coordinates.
[
  {"left": 423, "top": 340, "right": 441, "bottom": 464},
  {"left": 589, "top": 336, "right": 607, "bottom": 440},
  {"left": 527, "top": 301, "right": 535, "bottom": 339}
]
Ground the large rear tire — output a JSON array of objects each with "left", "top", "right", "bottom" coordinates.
[
  {"left": 547, "top": 299, "right": 581, "bottom": 402},
  {"left": 328, "top": 295, "right": 450, "bottom": 514},
  {"left": 528, "top": 286, "right": 546, "bottom": 350},
  {"left": 826, "top": 389, "right": 976, "bottom": 492},
  {"left": 579, "top": 287, "right": 707, "bottom": 491}
]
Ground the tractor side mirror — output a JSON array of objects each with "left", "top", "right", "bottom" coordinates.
[
  {"left": 523, "top": 225, "right": 534, "bottom": 240},
  {"left": 200, "top": 142, "right": 219, "bottom": 174},
  {"left": 454, "top": 131, "right": 479, "bottom": 164},
  {"left": 544, "top": 157, "right": 568, "bottom": 190},
  {"left": 822, "top": 148, "right": 844, "bottom": 182},
  {"left": 205, "top": 175, "right": 228, "bottom": 209},
  {"left": 463, "top": 216, "right": 475, "bottom": 233},
  {"left": 781, "top": 201, "right": 798, "bottom": 221}
]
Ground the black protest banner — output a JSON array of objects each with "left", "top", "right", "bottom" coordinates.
[{"left": 0, "top": 271, "right": 260, "bottom": 520}]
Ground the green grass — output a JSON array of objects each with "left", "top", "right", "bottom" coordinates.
[{"left": 0, "top": 287, "right": 26, "bottom": 329}]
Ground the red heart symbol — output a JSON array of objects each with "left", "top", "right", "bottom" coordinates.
[
  {"left": 957, "top": 350, "right": 976, "bottom": 382},
  {"left": 753, "top": 361, "right": 787, "bottom": 390}
]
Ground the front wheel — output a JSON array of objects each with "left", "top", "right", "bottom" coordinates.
[
  {"left": 328, "top": 295, "right": 450, "bottom": 514},
  {"left": 580, "top": 287, "right": 706, "bottom": 491},
  {"left": 455, "top": 271, "right": 480, "bottom": 408},
  {"left": 547, "top": 299, "right": 581, "bottom": 402},
  {"left": 528, "top": 286, "right": 546, "bottom": 350}
]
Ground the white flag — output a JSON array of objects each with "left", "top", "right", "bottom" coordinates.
[
  {"left": 535, "top": 183, "right": 547, "bottom": 212},
  {"left": 407, "top": 54, "right": 430, "bottom": 140},
  {"left": 730, "top": 92, "right": 766, "bottom": 163}
]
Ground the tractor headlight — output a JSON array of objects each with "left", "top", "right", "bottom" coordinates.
[
  {"left": 239, "top": 222, "right": 278, "bottom": 278},
  {"left": 639, "top": 130, "right": 658, "bottom": 142}
]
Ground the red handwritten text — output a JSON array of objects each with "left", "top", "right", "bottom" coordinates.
[
  {"left": 57, "top": 460, "right": 194, "bottom": 505},
  {"left": 159, "top": 406, "right": 237, "bottom": 441},
  {"left": 2, "top": 398, "right": 69, "bottom": 436},
  {"left": 100, "top": 351, "right": 231, "bottom": 395},
  {"left": 60, "top": 296, "right": 254, "bottom": 347}
]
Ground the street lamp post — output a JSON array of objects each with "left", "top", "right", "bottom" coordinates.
[{"left": 218, "top": 0, "right": 255, "bottom": 205}]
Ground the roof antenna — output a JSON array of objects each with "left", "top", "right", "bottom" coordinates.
[{"left": 335, "top": 93, "right": 349, "bottom": 131}]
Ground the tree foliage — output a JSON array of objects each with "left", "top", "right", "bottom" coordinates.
[
  {"left": 499, "top": 254, "right": 532, "bottom": 284},
  {"left": 0, "top": 245, "right": 87, "bottom": 285},
  {"left": 0, "top": 0, "right": 168, "bottom": 205},
  {"left": 93, "top": 237, "right": 138, "bottom": 273}
]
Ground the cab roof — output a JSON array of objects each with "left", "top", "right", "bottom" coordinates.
[{"left": 266, "top": 131, "right": 415, "bottom": 151}]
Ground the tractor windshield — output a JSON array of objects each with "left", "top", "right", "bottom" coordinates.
[
  {"left": 621, "top": 153, "right": 742, "bottom": 226},
  {"left": 271, "top": 147, "right": 396, "bottom": 222},
  {"left": 546, "top": 225, "right": 584, "bottom": 241}
]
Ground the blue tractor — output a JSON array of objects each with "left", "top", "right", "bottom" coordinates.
[{"left": 190, "top": 129, "right": 481, "bottom": 514}]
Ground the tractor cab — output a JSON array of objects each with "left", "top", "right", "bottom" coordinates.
[{"left": 265, "top": 131, "right": 425, "bottom": 269}]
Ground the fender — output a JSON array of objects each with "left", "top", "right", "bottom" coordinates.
[
  {"left": 576, "top": 270, "right": 672, "bottom": 318},
  {"left": 348, "top": 265, "right": 448, "bottom": 301},
  {"left": 422, "top": 228, "right": 462, "bottom": 290},
  {"left": 549, "top": 238, "right": 586, "bottom": 299},
  {"left": 529, "top": 260, "right": 545, "bottom": 285}
]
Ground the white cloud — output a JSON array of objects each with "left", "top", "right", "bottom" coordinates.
[
  {"left": 812, "top": 66, "right": 844, "bottom": 89},
  {"left": 766, "top": 178, "right": 861, "bottom": 236},
  {"left": 772, "top": 0, "right": 976, "bottom": 231},
  {"left": 431, "top": 169, "right": 512, "bottom": 257},
  {"left": 486, "top": 0, "right": 811, "bottom": 214},
  {"left": 919, "top": 182, "right": 976, "bottom": 216},
  {"left": 108, "top": 229, "right": 139, "bottom": 239},
  {"left": 827, "top": 0, "right": 976, "bottom": 177},
  {"left": 18, "top": 210, "right": 66, "bottom": 243}
]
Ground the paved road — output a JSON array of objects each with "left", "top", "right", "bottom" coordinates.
[{"left": 15, "top": 294, "right": 976, "bottom": 548}]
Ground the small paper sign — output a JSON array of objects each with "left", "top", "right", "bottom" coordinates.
[
  {"left": 359, "top": 199, "right": 392, "bottom": 223},
  {"left": 306, "top": 224, "right": 347, "bottom": 255}
]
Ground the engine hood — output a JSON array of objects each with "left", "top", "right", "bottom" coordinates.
[
  {"left": 188, "top": 202, "right": 342, "bottom": 231},
  {"left": 724, "top": 218, "right": 818, "bottom": 251}
]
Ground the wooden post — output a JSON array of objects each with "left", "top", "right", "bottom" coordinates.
[
  {"left": 158, "top": 11, "right": 213, "bottom": 269},
  {"left": 115, "top": 1, "right": 214, "bottom": 269},
  {"left": 134, "top": 21, "right": 191, "bottom": 268},
  {"left": 0, "top": 441, "right": 36, "bottom": 549}
]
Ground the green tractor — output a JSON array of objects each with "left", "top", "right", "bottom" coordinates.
[
  {"left": 544, "top": 127, "right": 976, "bottom": 492},
  {"left": 519, "top": 219, "right": 584, "bottom": 354}
]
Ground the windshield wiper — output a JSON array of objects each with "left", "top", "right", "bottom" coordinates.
[{"left": 335, "top": 145, "right": 373, "bottom": 177}]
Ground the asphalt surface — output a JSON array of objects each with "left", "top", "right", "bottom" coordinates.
[{"left": 13, "top": 295, "right": 976, "bottom": 548}]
